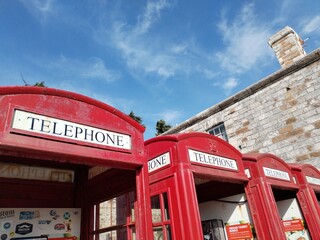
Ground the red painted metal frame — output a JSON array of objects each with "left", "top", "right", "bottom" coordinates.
[
  {"left": 0, "top": 86, "right": 152, "bottom": 240},
  {"left": 0, "top": 86, "right": 145, "bottom": 167},
  {"left": 243, "top": 153, "right": 300, "bottom": 240},
  {"left": 145, "top": 132, "right": 248, "bottom": 240},
  {"left": 290, "top": 163, "right": 320, "bottom": 239}
]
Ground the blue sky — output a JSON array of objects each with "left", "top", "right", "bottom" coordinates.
[{"left": 1, "top": 0, "right": 320, "bottom": 139}]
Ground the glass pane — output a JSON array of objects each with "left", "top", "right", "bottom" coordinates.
[
  {"left": 99, "top": 198, "right": 116, "bottom": 228},
  {"left": 151, "top": 195, "right": 162, "bottom": 222},
  {"left": 116, "top": 194, "right": 127, "bottom": 225},
  {"left": 99, "top": 194, "right": 127, "bottom": 229},
  {"left": 131, "top": 227, "right": 136, "bottom": 240},
  {"left": 163, "top": 193, "right": 170, "bottom": 220},
  {"left": 93, "top": 204, "right": 97, "bottom": 231},
  {"left": 208, "top": 123, "right": 228, "bottom": 142},
  {"left": 116, "top": 228, "right": 127, "bottom": 240},
  {"left": 99, "top": 229, "right": 127, "bottom": 240},
  {"left": 153, "top": 226, "right": 163, "bottom": 240},
  {"left": 129, "top": 191, "right": 135, "bottom": 222},
  {"left": 166, "top": 225, "right": 172, "bottom": 240},
  {"left": 99, "top": 231, "right": 115, "bottom": 240}
]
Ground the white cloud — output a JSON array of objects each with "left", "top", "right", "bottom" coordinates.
[
  {"left": 196, "top": 67, "right": 219, "bottom": 80},
  {"left": 222, "top": 77, "right": 238, "bottom": 94},
  {"left": 216, "top": 3, "right": 272, "bottom": 74},
  {"left": 301, "top": 15, "right": 320, "bottom": 35},
  {"left": 21, "top": 0, "right": 93, "bottom": 32},
  {"left": 21, "top": 0, "right": 56, "bottom": 23},
  {"left": 91, "top": 93, "right": 136, "bottom": 114},
  {"left": 80, "top": 58, "right": 120, "bottom": 82},
  {"left": 156, "top": 110, "right": 182, "bottom": 123},
  {"left": 136, "top": 0, "right": 172, "bottom": 35},
  {"left": 170, "top": 42, "right": 188, "bottom": 54},
  {"left": 212, "top": 77, "right": 238, "bottom": 96},
  {"left": 99, "top": 0, "right": 209, "bottom": 82},
  {"left": 52, "top": 83, "right": 134, "bottom": 113},
  {"left": 40, "top": 55, "right": 120, "bottom": 83},
  {"left": 110, "top": 20, "right": 179, "bottom": 80},
  {"left": 34, "top": 0, "right": 53, "bottom": 12}
]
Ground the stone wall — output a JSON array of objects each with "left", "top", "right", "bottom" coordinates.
[{"left": 165, "top": 45, "right": 320, "bottom": 167}]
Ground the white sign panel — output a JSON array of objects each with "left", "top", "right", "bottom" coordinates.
[
  {"left": 148, "top": 152, "right": 171, "bottom": 173},
  {"left": 263, "top": 167, "right": 290, "bottom": 181},
  {"left": 244, "top": 168, "right": 251, "bottom": 178},
  {"left": 188, "top": 149, "right": 238, "bottom": 170},
  {"left": 306, "top": 176, "right": 320, "bottom": 186},
  {"left": 12, "top": 109, "right": 131, "bottom": 150}
]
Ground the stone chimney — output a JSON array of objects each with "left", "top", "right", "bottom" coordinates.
[{"left": 268, "top": 26, "right": 307, "bottom": 68}]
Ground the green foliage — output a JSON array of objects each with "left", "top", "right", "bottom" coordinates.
[
  {"left": 156, "top": 119, "right": 172, "bottom": 136},
  {"left": 21, "top": 74, "right": 46, "bottom": 87},
  {"left": 128, "top": 111, "right": 143, "bottom": 125},
  {"left": 33, "top": 81, "right": 46, "bottom": 87}
]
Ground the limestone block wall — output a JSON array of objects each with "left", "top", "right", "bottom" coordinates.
[{"left": 168, "top": 51, "right": 320, "bottom": 167}]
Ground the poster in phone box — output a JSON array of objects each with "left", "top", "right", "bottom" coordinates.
[{"left": 0, "top": 208, "right": 81, "bottom": 240}]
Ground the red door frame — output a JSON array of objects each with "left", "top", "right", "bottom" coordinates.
[
  {"left": 145, "top": 132, "right": 249, "bottom": 240},
  {"left": 242, "top": 153, "right": 306, "bottom": 240},
  {"left": 290, "top": 163, "right": 320, "bottom": 239},
  {"left": 0, "top": 86, "right": 152, "bottom": 240}
]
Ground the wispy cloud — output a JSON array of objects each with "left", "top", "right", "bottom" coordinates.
[
  {"left": 91, "top": 93, "right": 136, "bottom": 114},
  {"left": 34, "top": 55, "right": 120, "bottom": 83},
  {"left": 222, "top": 77, "right": 238, "bottom": 95},
  {"left": 170, "top": 42, "right": 189, "bottom": 54},
  {"left": 300, "top": 15, "right": 320, "bottom": 35},
  {"left": 51, "top": 82, "right": 135, "bottom": 114},
  {"left": 33, "top": 0, "right": 53, "bottom": 12},
  {"left": 108, "top": 0, "right": 179, "bottom": 80},
  {"left": 111, "top": 24, "right": 177, "bottom": 79},
  {"left": 79, "top": 58, "right": 121, "bottom": 82},
  {"left": 21, "top": 0, "right": 94, "bottom": 33},
  {"left": 196, "top": 67, "right": 219, "bottom": 80},
  {"left": 20, "top": 1, "right": 293, "bottom": 100},
  {"left": 154, "top": 109, "right": 182, "bottom": 123},
  {"left": 135, "top": 0, "right": 172, "bottom": 35},
  {"left": 211, "top": 77, "right": 238, "bottom": 96},
  {"left": 21, "top": 0, "right": 57, "bottom": 23},
  {"left": 216, "top": 3, "right": 272, "bottom": 75}
]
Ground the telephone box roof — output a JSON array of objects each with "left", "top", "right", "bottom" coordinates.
[
  {"left": 0, "top": 86, "right": 145, "bottom": 167},
  {"left": 0, "top": 86, "right": 145, "bottom": 133}
]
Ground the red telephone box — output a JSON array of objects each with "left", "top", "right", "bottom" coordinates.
[
  {"left": 290, "top": 163, "right": 320, "bottom": 239},
  {"left": 0, "top": 86, "right": 152, "bottom": 240},
  {"left": 243, "top": 153, "right": 312, "bottom": 240},
  {"left": 145, "top": 133, "right": 254, "bottom": 240}
]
